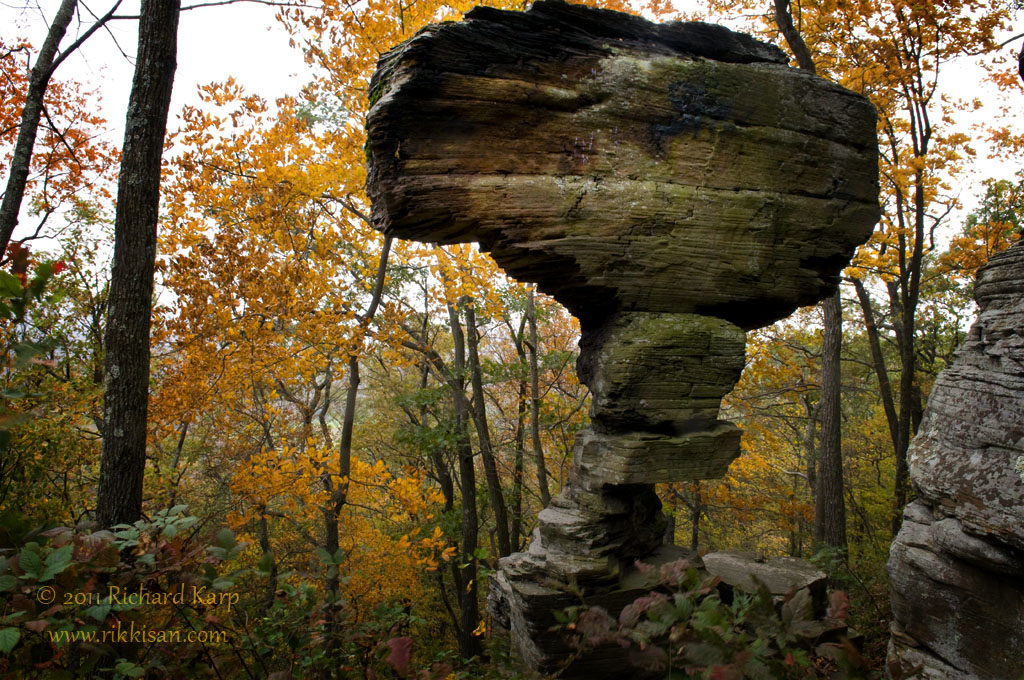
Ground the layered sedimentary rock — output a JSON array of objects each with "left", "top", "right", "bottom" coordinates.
[
  {"left": 887, "top": 241, "right": 1024, "bottom": 680},
  {"left": 366, "top": 0, "right": 879, "bottom": 328},
  {"left": 365, "top": 1, "right": 878, "bottom": 674},
  {"left": 578, "top": 313, "right": 746, "bottom": 485},
  {"left": 702, "top": 550, "right": 827, "bottom": 614}
]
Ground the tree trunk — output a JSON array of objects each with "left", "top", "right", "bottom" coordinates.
[
  {"left": 511, "top": 374, "right": 527, "bottom": 549},
  {"left": 507, "top": 311, "right": 530, "bottom": 549},
  {"left": 851, "top": 278, "right": 900, "bottom": 452},
  {"left": 319, "top": 237, "right": 391, "bottom": 678},
  {"left": 421, "top": 351, "right": 455, "bottom": 512},
  {"left": 96, "top": 0, "right": 180, "bottom": 528},
  {"left": 888, "top": 257, "right": 922, "bottom": 537},
  {"left": 526, "top": 288, "right": 550, "bottom": 507},
  {"left": 886, "top": 95, "right": 930, "bottom": 536},
  {"left": 689, "top": 482, "right": 702, "bottom": 552},
  {"left": 258, "top": 509, "right": 278, "bottom": 614},
  {"left": 318, "top": 364, "right": 334, "bottom": 447},
  {"left": 465, "top": 303, "right": 511, "bottom": 557},
  {"left": 893, "top": 321, "right": 915, "bottom": 536},
  {"left": 801, "top": 394, "right": 817, "bottom": 496},
  {"left": 326, "top": 237, "right": 391, "bottom": 551},
  {"left": 1, "top": 0, "right": 124, "bottom": 257},
  {"left": 663, "top": 513, "right": 675, "bottom": 545},
  {"left": 770, "top": 0, "right": 844, "bottom": 554},
  {"left": 772, "top": 0, "right": 816, "bottom": 73},
  {"left": 446, "top": 301, "right": 482, "bottom": 659},
  {"left": 0, "top": 0, "right": 77, "bottom": 257},
  {"left": 166, "top": 420, "right": 189, "bottom": 507},
  {"left": 852, "top": 277, "right": 913, "bottom": 536},
  {"left": 814, "top": 290, "right": 847, "bottom": 550}
]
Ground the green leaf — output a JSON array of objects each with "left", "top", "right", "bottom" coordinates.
[
  {"left": 256, "top": 553, "right": 274, "bottom": 576},
  {"left": 112, "top": 526, "right": 139, "bottom": 548},
  {"left": 45, "top": 288, "right": 67, "bottom": 306},
  {"left": 0, "top": 627, "right": 20, "bottom": 654},
  {"left": 8, "top": 298, "right": 24, "bottom": 322},
  {"left": 162, "top": 523, "right": 178, "bottom": 539},
  {"left": 11, "top": 343, "right": 44, "bottom": 370},
  {"left": 0, "top": 272, "right": 23, "bottom": 298},
  {"left": 115, "top": 660, "right": 145, "bottom": 678},
  {"left": 18, "top": 548, "right": 42, "bottom": 579},
  {"left": 84, "top": 603, "right": 111, "bottom": 621},
  {"left": 314, "top": 547, "right": 333, "bottom": 566},
  {"left": 39, "top": 545, "right": 73, "bottom": 582},
  {"left": 215, "top": 528, "right": 235, "bottom": 550},
  {"left": 0, "top": 575, "right": 15, "bottom": 591},
  {"left": 28, "top": 262, "right": 53, "bottom": 298}
]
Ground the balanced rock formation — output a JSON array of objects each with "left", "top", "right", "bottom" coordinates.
[
  {"left": 365, "top": 1, "right": 879, "bottom": 674},
  {"left": 887, "top": 240, "right": 1024, "bottom": 680}
]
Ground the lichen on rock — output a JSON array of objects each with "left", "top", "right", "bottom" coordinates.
[{"left": 887, "top": 240, "right": 1024, "bottom": 680}]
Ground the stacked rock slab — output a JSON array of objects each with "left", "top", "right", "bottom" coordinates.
[
  {"left": 364, "top": 1, "right": 878, "bottom": 675},
  {"left": 887, "top": 240, "right": 1024, "bottom": 680}
]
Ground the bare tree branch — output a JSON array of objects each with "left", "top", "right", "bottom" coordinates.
[
  {"left": 180, "top": 0, "right": 321, "bottom": 10},
  {"left": 773, "top": 0, "right": 816, "bottom": 74}
]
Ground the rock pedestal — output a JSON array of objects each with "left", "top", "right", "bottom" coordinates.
[
  {"left": 886, "top": 241, "right": 1024, "bottom": 680},
  {"left": 364, "top": 1, "right": 879, "bottom": 675}
]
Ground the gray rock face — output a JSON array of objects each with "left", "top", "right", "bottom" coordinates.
[
  {"left": 580, "top": 313, "right": 746, "bottom": 435},
  {"left": 491, "top": 544, "right": 697, "bottom": 677},
  {"left": 887, "top": 241, "right": 1024, "bottom": 680},
  {"left": 702, "top": 550, "right": 827, "bottom": 607},
  {"left": 365, "top": 1, "right": 878, "bottom": 676}
]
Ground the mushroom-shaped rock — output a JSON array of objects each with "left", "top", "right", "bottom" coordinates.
[{"left": 365, "top": 2, "right": 879, "bottom": 676}]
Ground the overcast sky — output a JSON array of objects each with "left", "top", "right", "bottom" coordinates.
[
  {"left": 4, "top": 0, "right": 306, "bottom": 143},
  {"left": 3, "top": 0, "right": 1021, "bottom": 225}
]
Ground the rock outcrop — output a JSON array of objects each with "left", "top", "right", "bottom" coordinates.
[
  {"left": 702, "top": 550, "right": 828, "bottom": 615},
  {"left": 365, "top": 1, "right": 879, "bottom": 675},
  {"left": 366, "top": 0, "right": 878, "bottom": 330},
  {"left": 887, "top": 240, "right": 1024, "bottom": 680}
]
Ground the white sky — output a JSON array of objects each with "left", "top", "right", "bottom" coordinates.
[
  {"left": 3, "top": 0, "right": 1021, "bottom": 227},
  {"left": 3, "top": 0, "right": 306, "bottom": 144}
]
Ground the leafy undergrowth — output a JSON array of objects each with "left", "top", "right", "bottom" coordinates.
[
  {"left": 0, "top": 509, "right": 508, "bottom": 680},
  {"left": 557, "top": 559, "right": 874, "bottom": 679}
]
